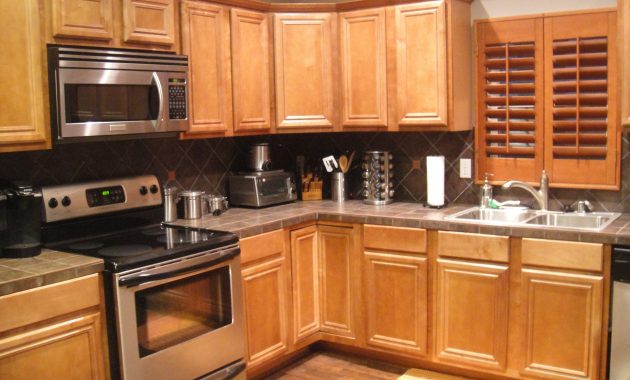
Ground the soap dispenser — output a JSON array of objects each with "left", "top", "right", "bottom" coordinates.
[{"left": 480, "top": 173, "right": 493, "bottom": 208}]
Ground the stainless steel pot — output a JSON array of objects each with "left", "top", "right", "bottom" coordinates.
[
  {"left": 248, "top": 143, "right": 272, "bottom": 172},
  {"left": 179, "top": 190, "right": 205, "bottom": 219}
]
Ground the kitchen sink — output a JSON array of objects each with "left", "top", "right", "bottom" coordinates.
[
  {"left": 525, "top": 212, "right": 620, "bottom": 230},
  {"left": 447, "top": 207, "right": 536, "bottom": 224},
  {"left": 446, "top": 207, "right": 621, "bottom": 231}
]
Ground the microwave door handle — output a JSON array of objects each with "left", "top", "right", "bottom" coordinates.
[
  {"left": 119, "top": 246, "right": 239, "bottom": 287},
  {"left": 152, "top": 72, "right": 165, "bottom": 129}
]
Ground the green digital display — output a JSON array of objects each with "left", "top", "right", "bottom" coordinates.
[
  {"left": 102, "top": 190, "right": 110, "bottom": 196},
  {"left": 169, "top": 78, "right": 186, "bottom": 84}
]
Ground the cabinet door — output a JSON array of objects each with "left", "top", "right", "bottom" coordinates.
[
  {"left": 520, "top": 268, "right": 603, "bottom": 380},
  {"left": 339, "top": 8, "right": 387, "bottom": 128},
  {"left": 394, "top": 1, "right": 447, "bottom": 127},
  {"left": 318, "top": 225, "right": 357, "bottom": 339},
  {"left": 0, "top": 0, "right": 50, "bottom": 153},
  {"left": 435, "top": 259, "right": 509, "bottom": 371},
  {"left": 543, "top": 11, "right": 619, "bottom": 189},
  {"left": 231, "top": 8, "right": 272, "bottom": 133},
  {"left": 242, "top": 256, "right": 289, "bottom": 368},
  {"left": 180, "top": 1, "right": 232, "bottom": 136},
  {"left": 290, "top": 226, "right": 320, "bottom": 342},
  {"left": 122, "top": 0, "right": 175, "bottom": 45},
  {"left": 52, "top": 0, "right": 114, "bottom": 41},
  {"left": 621, "top": 0, "right": 630, "bottom": 127},
  {"left": 364, "top": 251, "right": 428, "bottom": 356},
  {"left": 0, "top": 312, "right": 105, "bottom": 379},
  {"left": 274, "top": 13, "right": 335, "bottom": 130}
]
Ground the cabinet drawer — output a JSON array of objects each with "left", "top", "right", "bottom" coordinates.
[
  {"left": 521, "top": 238, "right": 604, "bottom": 272},
  {"left": 438, "top": 231, "right": 509, "bottom": 263},
  {"left": 240, "top": 229, "right": 285, "bottom": 265},
  {"left": 363, "top": 225, "right": 426, "bottom": 254},
  {"left": 0, "top": 274, "right": 100, "bottom": 333}
]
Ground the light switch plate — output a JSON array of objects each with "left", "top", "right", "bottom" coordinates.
[{"left": 459, "top": 159, "right": 472, "bottom": 179}]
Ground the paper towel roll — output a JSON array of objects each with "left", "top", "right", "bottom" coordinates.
[{"left": 426, "top": 156, "right": 445, "bottom": 207}]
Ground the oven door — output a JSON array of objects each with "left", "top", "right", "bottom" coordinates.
[
  {"left": 57, "top": 68, "right": 186, "bottom": 138},
  {"left": 114, "top": 245, "right": 244, "bottom": 380}
]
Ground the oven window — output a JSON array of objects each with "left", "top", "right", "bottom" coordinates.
[
  {"left": 64, "top": 84, "right": 159, "bottom": 123},
  {"left": 134, "top": 266, "right": 232, "bottom": 357}
]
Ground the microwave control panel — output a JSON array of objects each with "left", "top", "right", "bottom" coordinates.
[{"left": 168, "top": 79, "right": 187, "bottom": 120}]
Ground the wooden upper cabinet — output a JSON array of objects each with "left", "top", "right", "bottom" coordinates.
[
  {"left": 0, "top": 0, "right": 50, "bottom": 153},
  {"left": 122, "top": 0, "right": 175, "bottom": 45},
  {"left": 544, "top": 11, "right": 619, "bottom": 189},
  {"left": 52, "top": 0, "right": 114, "bottom": 41},
  {"left": 180, "top": 1, "right": 232, "bottom": 137},
  {"left": 339, "top": 8, "right": 387, "bottom": 129},
  {"left": 474, "top": 17, "right": 544, "bottom": 184},
  {"left": 393, "top": 1, "right": 447, "bottom": 128},
  {"left": 621, "top": 0, "right": 630, "bottom": 127},
  {"left": 520, "top": 268, "right": 603, "bottom": 380},
  {"left": 231, "top": 8, "right": 273, "bottom": 133},
  {"left": 274, "top": 13, "right": 335, "bottom": 130}
]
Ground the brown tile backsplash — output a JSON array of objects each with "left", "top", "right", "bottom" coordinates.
[{"left": 0, "top": 131, "right": 629, "bottom": 212}]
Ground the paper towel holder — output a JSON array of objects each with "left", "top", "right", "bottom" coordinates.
[{"left": 423, "top": 202, "right": 448, "bottom": 209}]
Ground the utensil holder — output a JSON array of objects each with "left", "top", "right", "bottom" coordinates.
[
  {"left": 331, "top": 172, "right": 346, "bottom": 202},
  {"left": 361, "top": 151, "right": 394, "bottom": 205}
]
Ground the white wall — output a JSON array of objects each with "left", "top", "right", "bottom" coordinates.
[{"left": 472, "top": 0, "right": 616, "bottom": 21}]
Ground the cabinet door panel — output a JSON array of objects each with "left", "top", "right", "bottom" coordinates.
[
  {"left": 319, "top": 225, "right": 355, "bottom": 338},
  {"left": 339, "top": 8, "right": 387, "bottom": 128},
  {"left": 274, "top": 13, "right": 334, "bottom": 129},
  {"left": 621, "top": 0, "right": 630, "bottom": 126},
  {"left": 290, "top": 226, "right": 319, "bottom": 342},
  {"left": 180, "top": 1, "right": 232, "bottom": 136},
  {"left": 0, "top": 312, "right": 105, "bottom": 380},
  {"left": 435, "top": 259, "right": 509, "bottom": 371},
  {"left": 0, "top": 0, "right": 50, "bottom": 152},
  {"left": 395, "top": 1, "right": 447, "bottom": 127},
  {"left": 231, "top": 9, "right": 272, "bottom": 133},
  {"left": 123, "top": 0, "right": 175, "bottom": 45},
  {"left": 242, "top": 257, "right": 289, "bottom": 367},
  {"left": 52, "top": 0, "right": 114, "bottom": 40},
  {"left": 364, "top": 251, "right": 427, "bottom": 356},
  {"left": 521, "top": 268, "right": 603, "bottom": 379}
]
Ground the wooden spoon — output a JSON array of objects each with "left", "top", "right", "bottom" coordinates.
[{"left": 339, "top": 155, "right": 349, "bottom": 173}]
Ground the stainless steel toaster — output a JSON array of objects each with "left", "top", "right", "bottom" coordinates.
[{"left": 229, "top": 170, "right": 296, "bottom": 208}]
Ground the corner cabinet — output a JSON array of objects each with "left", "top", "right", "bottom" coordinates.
[
  {"left": 180, "top": 1, "right": 233, "bottom": 137},
  {"left": 620, "top": 0, "right": 630, "bottom": 127},
  {"left": 0, "top": 0, "right": 51, "bottom": 153},
  {"left": 274, "top": 13, "right": 336, "bottom": 131},
  {"left": 0, "top": 275, "right": 107, "bottom": 379}
]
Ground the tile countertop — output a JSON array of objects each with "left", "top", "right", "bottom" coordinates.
[
  {"left": 171, "top": 200, "right": 630, "bottom": 245},
  {"left": 0, "top": 250, "right": 104, "bottom": 297}
]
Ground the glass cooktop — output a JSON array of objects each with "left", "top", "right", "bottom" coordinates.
[{"left": 48, "top": 225, "right": 238, "bottom": 272}]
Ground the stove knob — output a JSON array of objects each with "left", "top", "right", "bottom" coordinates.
[
  {"left": 139, "top": 186, "right": 148, "bottom": 196},
  {"left": 150, "top": 184, "right": 158, "bottom": 194},
  {"left": 48, "top": 198, "right": 58, "bottom": 209},
  {"left": 62, "top": 196, "right": 71, "bottom": 207}
]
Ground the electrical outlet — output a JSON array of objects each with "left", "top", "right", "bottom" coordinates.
[{"left": 459, "top": 159, "right": 472, "bottom": 179}]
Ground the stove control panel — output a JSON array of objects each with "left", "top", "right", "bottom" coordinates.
[{"left": 41, "top": 175, "right": 162, "bottom": 223}]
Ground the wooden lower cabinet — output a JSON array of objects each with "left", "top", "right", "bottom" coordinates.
[
  {"left": 290, "top": 225, "right": 320, "bottom": 343},
  {"left": 364, "top": 251, "right": 428, "bottom": 356},
  {"left": 435, "top": 259, "right": 509, "bottom": 371},
  {"left": 0, "top": 275, "right": 106, "bottom": 380},
  {"left": 520, "top": 268, "right": 604, "bottom": 380},
  {"left": 240, "top": 230, "right": 290, "bottom": 371}
]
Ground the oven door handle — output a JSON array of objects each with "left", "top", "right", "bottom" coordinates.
[{"left": 119, "top": 246, "right": 240, "bottom": 288}]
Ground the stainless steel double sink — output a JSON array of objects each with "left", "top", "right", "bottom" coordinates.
[{"left": 446, "top": 207, "right": 620, "bottom": 231}]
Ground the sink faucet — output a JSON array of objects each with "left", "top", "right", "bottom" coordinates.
[{"left": 502, "top": 170, "right": 549, "bottom": 211}]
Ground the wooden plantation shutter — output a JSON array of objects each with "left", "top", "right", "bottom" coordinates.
[
  {"left": 544, "top": 12, "right": 620, "bottom": 189},
  {"left": 475, "top": 18, "right": 544, "bottom": 184}
]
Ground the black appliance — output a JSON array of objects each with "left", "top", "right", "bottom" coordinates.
[
  {"left": 41, "top": 175, "right": 245, "bottom": 380},
  {"left": 608, "top": 246, "right": 630, "bottom": 379},
  {"left": 0, "top": 180, "right": 42, "bottom": 257}
]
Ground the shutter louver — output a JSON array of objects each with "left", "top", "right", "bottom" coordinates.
[{"left": 551, "top": 37, "right": 609, "bottom": 159}]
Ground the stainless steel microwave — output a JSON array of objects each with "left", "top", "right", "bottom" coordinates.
[{"left": 47, "top": 45, "right": 189, "bottom": 142}]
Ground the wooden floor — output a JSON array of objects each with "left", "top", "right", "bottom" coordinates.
[{"left": 265, "top": 351, "right": 407, "bottom": 380}]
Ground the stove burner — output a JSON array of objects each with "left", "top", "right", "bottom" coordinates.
[
  {"left": 68, "top": 242, "right": 105, "bottom": 250},
  {"left": 98, "top": 244, "right": 153, "bottom": 257}
]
